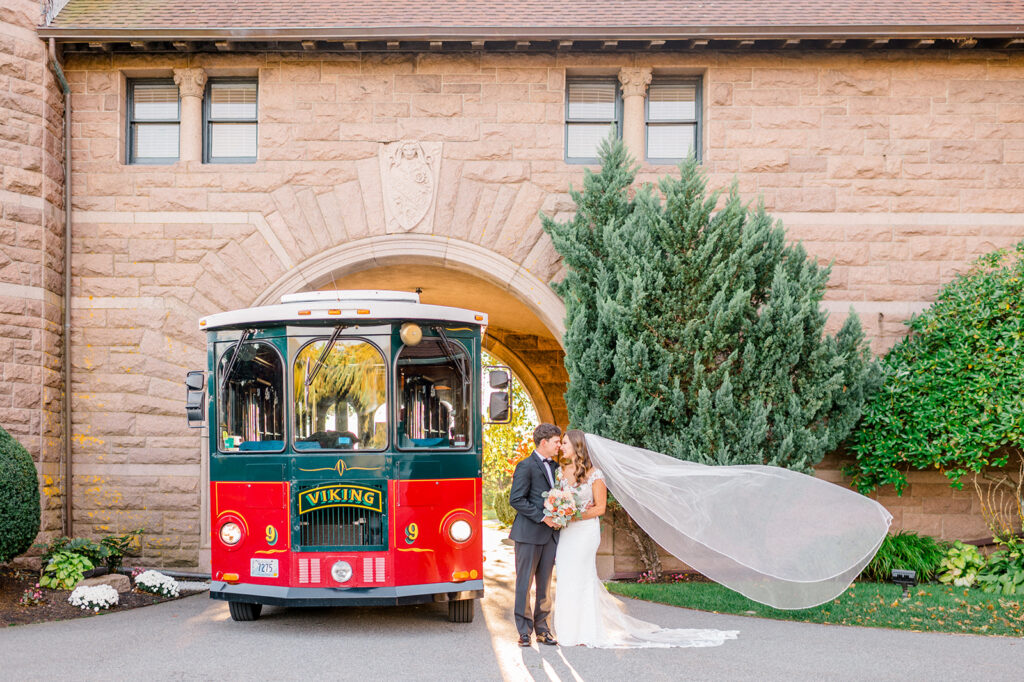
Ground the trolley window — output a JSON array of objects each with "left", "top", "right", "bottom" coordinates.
[
  {"left": 217, "top": 339, "right": 285, "bottom": 452},
  {"left": 293, "top": 337, "right": 387, "bottom": 451},
  {"left": 397, "top": 337, "right": 472, "bottom": 449}
]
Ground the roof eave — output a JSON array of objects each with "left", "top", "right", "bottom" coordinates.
[{"left": 36, "top": 23, "right": 1024, "bottom": 42}]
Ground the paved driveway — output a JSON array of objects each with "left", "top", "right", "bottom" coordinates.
[{"left": 2, "top": 524, "right": 1022, "bottom": 681}]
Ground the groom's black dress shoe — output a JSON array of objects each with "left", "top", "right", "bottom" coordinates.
[
  {"left": 518, "top": 634, "right": 532, "bottom": 647},
  {"left": 536, "top": 632, "right": 558, "bottom": 646}
]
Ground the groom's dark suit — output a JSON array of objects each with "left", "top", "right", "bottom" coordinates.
[{"left": 509, "top": 450, "right": 559, "bottom": 638}]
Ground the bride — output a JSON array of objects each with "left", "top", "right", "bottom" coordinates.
[{"left": 553, "top": 429, "right": 739, "bottom": 648}]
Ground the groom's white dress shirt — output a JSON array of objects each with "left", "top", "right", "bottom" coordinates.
[{"left": 535, "top": 451, "right": 555, "bottom": 488}]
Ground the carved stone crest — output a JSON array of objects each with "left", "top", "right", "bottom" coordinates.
[{"left": 379, "top": 140, "right": 442, "bottom": 233}]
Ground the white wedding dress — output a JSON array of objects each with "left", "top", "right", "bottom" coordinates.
[{"left": 553, "top": 468, "right": 739, "bottom": 648}]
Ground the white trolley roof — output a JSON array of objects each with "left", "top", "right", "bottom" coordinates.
[{"left": 199, "top": 290, "right": 487, "bottom": 331}]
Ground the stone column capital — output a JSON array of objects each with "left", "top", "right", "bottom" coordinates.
[
  {"left": 173, "top": 68, "right": 208, "bottom": 98},
  {"left": 618, "top": 67, "right": 653, "bottom": 98}
]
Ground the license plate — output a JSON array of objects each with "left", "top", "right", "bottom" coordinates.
[{"left": 250, "top": 558, "right": 279, "bottom": 578}]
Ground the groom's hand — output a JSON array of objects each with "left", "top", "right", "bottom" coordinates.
[{"left": 543, "top": 517, "right": 558, "bottom": 528}]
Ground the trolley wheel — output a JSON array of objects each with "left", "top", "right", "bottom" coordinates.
[
  {"left": 448, "top": 598, "right": 474, "bottom": 623},
  {"left": 228, "top": 601, "right": 263, "bottom": 622}
]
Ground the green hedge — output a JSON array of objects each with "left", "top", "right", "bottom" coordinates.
[{"left": 0, "top": 425, "right": 41, "bottom": 563}]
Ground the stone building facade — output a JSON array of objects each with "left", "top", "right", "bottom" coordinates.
[
  {"left": 3, "top": 2, "right": 1024, "bottom": 568},
  {"left": 0, "top": 0, "right": 66, "bottom": 541}
]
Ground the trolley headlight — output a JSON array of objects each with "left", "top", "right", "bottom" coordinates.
[
  {"left": 219, "top": 522, "right": 243, "bottom": 546},
  {"left": 449, "top": 519, "right": 473, "bottom": 543},
  {"left": 331, "top": 560, "right": 353, "bottom": 583}
]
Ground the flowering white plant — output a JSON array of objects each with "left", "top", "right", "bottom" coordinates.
[
  {"left": 135, "top": 570, "right": 180, "bottom": 598},
  {"left": 68, "top": 584, "right": 119, "bottom": 612}
]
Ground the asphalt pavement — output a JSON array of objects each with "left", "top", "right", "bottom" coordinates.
[{"left": 1, "top": 523, "right": 1022, "bottom": 681}]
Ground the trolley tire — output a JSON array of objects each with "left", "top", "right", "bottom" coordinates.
[
  {"left": 228, "top": 601, "right": 262, "bottom": 622},
  {"left": 448, "top": 598, "right": 474, "bottom": 623}
]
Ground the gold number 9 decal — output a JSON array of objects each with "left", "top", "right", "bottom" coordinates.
[
  {"left": 405, "top": 523, "right": 419, "bottom": 544},
  {"left": 266, "top": 525, "right": 278, "bottom": 546}
]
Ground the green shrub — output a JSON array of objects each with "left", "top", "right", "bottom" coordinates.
[
  {"left": 0, "top": 426, "right": 41, "bottom": 564},
  {"left": 493, "top": 484, "right": 517, "bottom": 528},
  {"left": 40, "top": 528, "right": 145, "bottom": 572},
  {"left": 848, "top": 241, "right": 1024, "bottom": 495},
  {"left": 938, "top": 541, "right": 986, "bottom": 587},
  {"left": 977, "top": 540, "right": 1024, "bottom": 595},
  {"left": 860, "top": 531, "right": 948, "bottom": 583},
  {"left": 39, "top": 550, "right": 93, "bottom": 590},
  {"left": 101, "top": 528, "right": 144, "bottom": 571},
  {"left": 41, "top": 536, "right": 109, "bottom": 567}
]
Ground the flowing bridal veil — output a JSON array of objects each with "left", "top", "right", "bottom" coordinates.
[{"left": 584, "top": 434, "right": 893, "bottom": 610}]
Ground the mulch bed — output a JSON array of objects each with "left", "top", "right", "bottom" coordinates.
[{"left": 1, "top": 565, "right": 184, "bottom": 627}]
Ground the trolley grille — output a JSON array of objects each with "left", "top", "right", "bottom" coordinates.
[{"left": 295, "top": 484, "right": 386, "bottom": 550}]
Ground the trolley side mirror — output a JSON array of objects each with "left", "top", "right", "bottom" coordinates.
[
  {"left": 487, "top": 391, "right": 510, "bottom": 424},
  {"left": 483, "top": 365, "right": 512, "bottom": 424},
  {"left": 185, "top": 370, "right": 206, "bottom": 428},
  {"left": 488, "top": 369, "right": 509, "bottom": 390}
]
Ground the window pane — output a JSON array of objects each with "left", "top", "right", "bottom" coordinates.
[
  {"left": 134, "top": 123, "right": 179, "bottom": 159},
  {"left": 647, "top": 124, "right": 696, "bottom": 160},
  {"left": 133, "top": 83, "right": 178, "bottom": 120},
  {"left": 210, "top": 122, "right": 257, "bottom": 159},
  {"left": 567, "top": 81, "right": 616, "bottom": 120},
  {"left": 210, "top": 82, "right": 257, "bottom": 120},
  {"left": 397, "top": 339, "right": 471, "bottom": 448},
  {"left": 649, "top": 83, "right": 697, "bottom": 121},
  {"left": 567, "top": 123, "right": 615, "bottom": 160},
  {"left": 218, "top": 341, "right": 284, "bottom": 452},
  {"left": 293, "top": 339, "right": 387, "bottom": 451}
]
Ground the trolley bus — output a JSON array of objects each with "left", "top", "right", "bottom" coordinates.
[{"left": 184, "top": 290, "right": 509, "bottom": 622}]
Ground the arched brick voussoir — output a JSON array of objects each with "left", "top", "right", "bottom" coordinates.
[{"left": 253, "top": 234, "right": 567, "bottom": 344}]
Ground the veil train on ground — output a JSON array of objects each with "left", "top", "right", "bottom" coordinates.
[{"left": 584, "top": 434, "right": 893, "bottom": 610}]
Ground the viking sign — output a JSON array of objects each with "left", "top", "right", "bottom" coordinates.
[
  {"left": 299, "top": 484, "right": 383, "bottom": 515},
  {"left": 379, "top": 140, "right": 442, "bottom": 232}
]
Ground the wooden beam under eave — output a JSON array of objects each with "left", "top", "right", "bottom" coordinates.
[
  {"left": 301, "top": 40, "right": 317, "bottom": 50},
  {"left": 214, "top": 41, "right": 233, "bottom": 51},
  {"left": 826, "top": 39, "right": 846, "bottom": 49},
  {"left": 88, "top": 41, "right": 110, "bottom": 51},
  {"left": 870, "top": 38, "right": 890, "bottom": 48},
  {"left": 172, "top": 41, "right": 190, "bottom": 51},
  {"left": 430, "top": 41, "right": 444, "bottom": 51},
  {"left": 955, "top": 38, "right": 978, "bottom": 49},
  {"left": 386, "top": 40, "right": 400, "bottom": 50},
  {"left": 602, "top": 40, "right": 619, "bottom": 50},
  {"left": 129, "top": 41, "right": 146, "bottom": 50},
  {"left": 557, "top": 40, "right": 574, "bottom": 51}
]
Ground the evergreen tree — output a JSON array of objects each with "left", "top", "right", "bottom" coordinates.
[{"left": 543, "top": 137, "right": 879, "bottom": 472}]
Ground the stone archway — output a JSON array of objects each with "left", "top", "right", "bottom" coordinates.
[{"left": 255, "top": 234, "right": 569, "bottom": 426}]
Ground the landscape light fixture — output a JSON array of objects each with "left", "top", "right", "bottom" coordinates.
[{"left": 891, "top": 569, "right": 917, "bottom": 599}]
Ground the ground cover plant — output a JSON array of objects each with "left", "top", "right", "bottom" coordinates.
[
  {"left": 0, "top": 565, "right": 185, "bottom": 627},
  {"left": 606, "top": 579, "right": 1024, "bottom": 637}
]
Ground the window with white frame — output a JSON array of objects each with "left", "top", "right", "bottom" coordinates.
[
  {"left": 565, "top": 78, "right": 621, "bottom": 163},
  {"left": 646, "top": 79, "right": 701, "bottom": 162},
  {"left": 127, "top": 79, "right": 180, "bottom": 164},
  {"left": 204, "top": 79, "right": 258, "bottom": 163}
]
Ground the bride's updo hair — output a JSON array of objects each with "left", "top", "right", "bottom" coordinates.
[{"left": 565, "top": 429, "right": 593, "bottom": 487}]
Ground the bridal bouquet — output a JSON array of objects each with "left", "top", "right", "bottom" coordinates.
[{"left": 543, "top": 488, "right": 581, "bottom": 529}]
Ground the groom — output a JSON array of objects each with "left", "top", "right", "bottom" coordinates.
[{"left": 509, "top": 423, "right": 562, "bottom": 647}]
